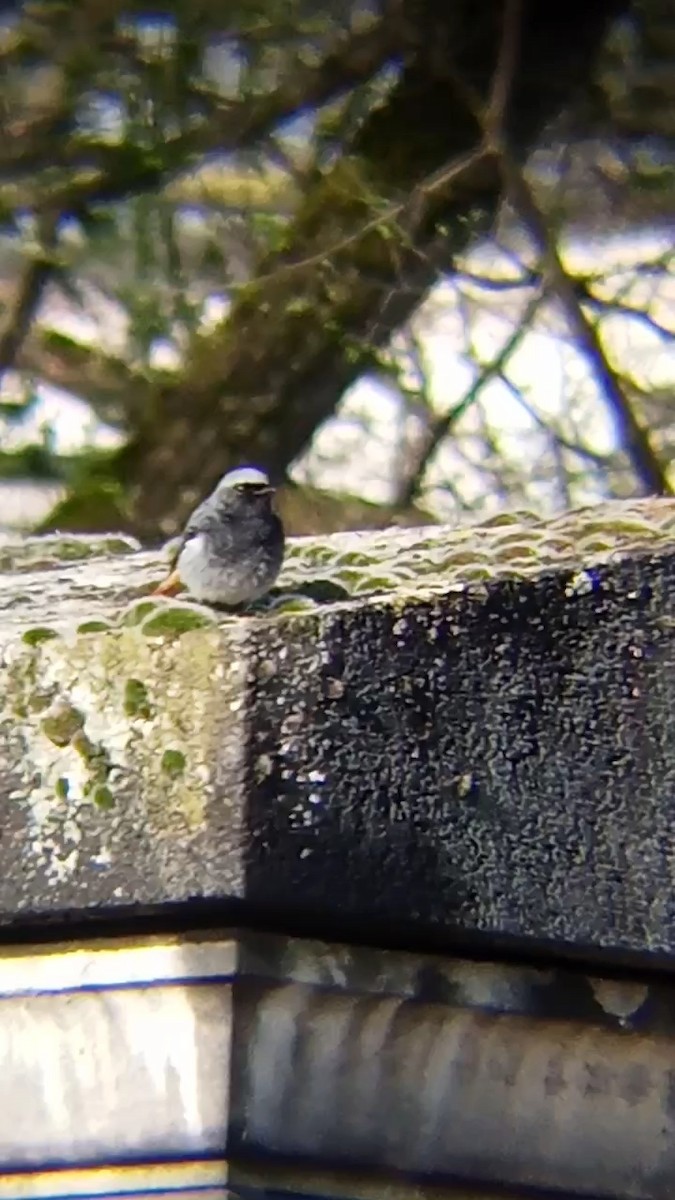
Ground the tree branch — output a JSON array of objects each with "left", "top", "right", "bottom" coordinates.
[
  {"left": 441, "top": 0, "right": 671, "bottom": 498},
  {"left": 500, "top": 372, "right": 614, "bottom": 468},
  {"left": 1, "top": 18, "right": 406, "bottom": 216},
  {"left": 0, "top": 214, "right": 59, "bottom": 381},
  {"left": 577, "top": 286, "right": 675, "bottom": 342},
  {"left": 497, "top": 154, "right": 671, "bottom": 496},
  {"left": 393, "top": 289, "right": 545, "bottom": 508},
  {"left": 16, "top": 327, "right": 148, "bottom": 427}
]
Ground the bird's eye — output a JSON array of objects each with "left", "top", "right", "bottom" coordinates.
[{"left": 234, "top": 481, "right": 268, "bottom": 495}]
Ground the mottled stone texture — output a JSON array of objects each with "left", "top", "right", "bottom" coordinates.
[
  {"left": 1, "top": 508, "right": 675, "bottom": 961},
  {"left": 244, "top": 551, "right": 675, "bottom": 957}
]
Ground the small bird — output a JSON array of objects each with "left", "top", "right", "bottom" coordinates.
[{"left": 153, "top": 466, "right": 285, "bottom": 607}]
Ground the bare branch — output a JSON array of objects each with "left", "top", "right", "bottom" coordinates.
[
  {"left": 457, "top": 265, "right": 540, "bottom": 292},
  {"left": 497, "top": 154, "right": 671, "bottom": 496},
  {"left": 0, "top": 214, "right": 59, "bottom": 381},
  {"left": 579, "top": 287, "right": 675, "bottom": 342},
  {"left": 500, "top": 373, "right": 614, "bottom": 468},
  {"left": 484, "top": 0, "right": 524, "bottom": 146},
  {"left": 16, "top": 327, "right": 151, "bottom": 427},
  {"left": 394, "top": 289, "right": 545, "bottom": 508},
  {"left": 237, "top": 145, "right": 489, "bottom": 291},
  {"left": 433, "top": 0, "right": 673, "bottom": 499}
]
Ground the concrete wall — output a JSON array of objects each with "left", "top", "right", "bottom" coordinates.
[{"left": 3, "top": 499, "right": 675, "bottom": 1197}]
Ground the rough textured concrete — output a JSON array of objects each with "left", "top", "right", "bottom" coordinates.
[
  {"left": 3, "top": 928, "right": 675, "bottom": 1198},
  {"left": 2, "top": 499, "right": 675, "bottom": 960}
]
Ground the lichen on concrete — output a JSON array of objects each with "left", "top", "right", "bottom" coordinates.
[
  {"left": 1, "top": 620, "right": 249, "bottom": 894},
  {"left": 2, "top": 496, "right": 675, "bottom": 951},
  {"left": 3, "top": 496, "right": 675, "bottom": 639},
  {"left": 0, "top": 532, "right": 140, "bottom": 574}
]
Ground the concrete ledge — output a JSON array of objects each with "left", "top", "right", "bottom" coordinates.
[
  {"left": 1, "top": 928, "right": 674, "bottom": 1198},
  {"left": 2, "top": 499, "right": 675, "bottom": 960}
]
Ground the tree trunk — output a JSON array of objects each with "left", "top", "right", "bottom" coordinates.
[{"left": 120, "top": 0, "right": 628, "bottom": 537}]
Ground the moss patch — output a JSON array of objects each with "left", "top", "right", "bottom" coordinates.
[
  {"left": 77, "top": 619, "right": 113, "bottom": 635},
  {"left": 124, "top": 678, "right": 153, "bottom": 720},
  {"left": 40, "top": 701, "right": 85, "bottom": 748},
  {"left": 22, "top": 627, "right": 60, "bottom": 647},
  {"left": 161, "top": 748, "right": 187, "bottom": 779},
  {"left": 118, "top": 599, "right": 161, "bottom": 627},
  {"left": 1, "top": 533, "right": 140, "bottom": 573},
  {"left": 92, "top": 785, "right": 115, "bottom": 810},
  {"left": 141, "top": 603, "right": 218, "bottom": 638}
]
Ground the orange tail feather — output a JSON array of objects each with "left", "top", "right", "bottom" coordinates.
[{"left": 152, "top": 569, "right": 184, "bottom": 597}]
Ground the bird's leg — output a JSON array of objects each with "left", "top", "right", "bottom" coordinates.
[{"left": 211, "top": 600, "right": 246, "bottom": 614}]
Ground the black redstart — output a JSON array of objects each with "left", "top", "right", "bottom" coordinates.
[{"left": 154, "top": 466, "right": 285, "bottom": 606}]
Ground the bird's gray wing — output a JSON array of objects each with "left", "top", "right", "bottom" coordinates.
[
  {"left": 170, "top": 495, "right": 236, "bottom": 568},
  {"left": 165, "top": 497, "right": 211, "bottom": 569}
]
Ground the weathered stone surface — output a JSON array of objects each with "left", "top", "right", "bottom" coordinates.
[
  {"left": 3, "top": 928, "right": 675, "bottom": 1197},
  {"left": 2, "top": 498, "right": 675, "bottom": 959}
]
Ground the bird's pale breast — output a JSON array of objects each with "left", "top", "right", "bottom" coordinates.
[{"left": 178, "top": 531, "right": 279, "bottom": 604}]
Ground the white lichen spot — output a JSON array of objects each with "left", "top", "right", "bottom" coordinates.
[
  {"left": 255, "top": 754, "right": 274, "bottom": 781},
  {"left": 565, "top": 569, "right": 596, "bottom": 597},
  {"left": 288, "top": 802, "right": 316, "bottom": 829},
  {"left": 62, "top": 817, "right": 83, "bottom": 846},
  {"left": 44, "top": 846, "right": 79, "bottom": 885}
]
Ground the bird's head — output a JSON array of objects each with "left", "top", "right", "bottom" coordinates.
[{"left": 213, "top": 465, "right": 276, "bottom": 515}]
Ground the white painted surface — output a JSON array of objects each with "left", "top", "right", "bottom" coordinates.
[
  {"left": 0, "top": 935, "right": 237, "bottom": 997},
  {"left": 0, "top": 937, "right": 235, "bottom": 1178}
]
